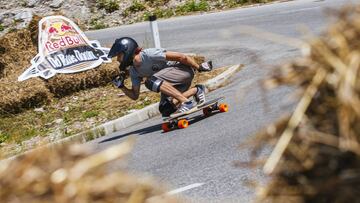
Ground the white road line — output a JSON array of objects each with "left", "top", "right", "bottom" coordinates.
[{"left": 166, "top": 183, "right": 205, "bottom": 196}]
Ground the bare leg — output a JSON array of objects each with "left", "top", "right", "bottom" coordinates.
[
  {"left": 172, "top": 87, "right": 197, "bottom": 106},
  {"left": 159, "top": 81, "right": 189, "bottom": 103}
]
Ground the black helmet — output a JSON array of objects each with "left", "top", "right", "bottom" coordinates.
[{"left": 108, "top": 37, "right": 139, "bottom": 71}]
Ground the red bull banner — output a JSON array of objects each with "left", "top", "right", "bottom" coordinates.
[{"left": 18, "top": 16, "right": 111, "bottom": 81}]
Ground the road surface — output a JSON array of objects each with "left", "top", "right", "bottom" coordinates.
[{"left": 86, "top": 0, "right": 357, "bottom": 201}]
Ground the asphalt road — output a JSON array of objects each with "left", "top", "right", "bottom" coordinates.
[{"left": 86, "top": 0, "right": 357, "bottom": 202}]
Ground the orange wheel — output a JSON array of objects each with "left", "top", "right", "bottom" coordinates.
[
  {"left": 177, "top": 119, "right": 189, "bottom": 129},
  {"left": 203, "top": 107, "right": 212, "bottom": 117},
  {"left": 219, "top": 103, "right": 229, "bottom": 112},
  {"left": 162, "top": 123, "right": 171, "bottom": 132}
]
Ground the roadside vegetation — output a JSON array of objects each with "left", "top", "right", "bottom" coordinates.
[
  {"left": 96, "top": 0, "right": 120, "bottom": 13},
  {"left": 139, "top": 0, "right": 273, "bottom": 22},
  {"left": 90, "top": 18, "right": 108, "bottom": 29},
  {"left": 90, "top": 0, "right": 275, "bottom": 29}
]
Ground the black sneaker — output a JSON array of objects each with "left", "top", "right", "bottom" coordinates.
[{"left": 194, "top": 84, "right": 206, "bottom": 104}]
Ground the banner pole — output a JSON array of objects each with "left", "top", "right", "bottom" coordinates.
[{"left": 149, "top": 15, "right": 161, "bottom": 48}]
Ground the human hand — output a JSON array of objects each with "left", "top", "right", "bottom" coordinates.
[
  {"left": 198, "top": 61, "right": 213, "bottom": 72},
  {"left": 112, "top": 72, "right": 126, "bottom": 88}
]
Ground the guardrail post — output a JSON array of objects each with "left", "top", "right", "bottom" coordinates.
[{"left": 149, "top": 15, "right": 161, "bottom": 48}]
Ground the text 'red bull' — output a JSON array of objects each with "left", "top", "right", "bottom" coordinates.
[{"left": 45, "top": 35, "right": 86, "bottom": 52}]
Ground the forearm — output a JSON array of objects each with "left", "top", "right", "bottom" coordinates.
[
  {"left": 165, "top": 51, "right": 203, "bottom": 70},
  {"left": 120, "top": 86, "right": 138, "bottom": 100},
  {"left": 180, "top": 55, "right": 200, "bottom": 70}
]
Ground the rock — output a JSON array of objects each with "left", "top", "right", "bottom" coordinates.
[
  {"left": 50, "top": 0, "right": 64, "bottom": 9},
  {"left": 14, "top": 10, "right": 33, "bottom": 22},
  {"left": 45, "top": 122, "right": 53, "bottom": 127},
  {"left": 81, "top": 5, "right": 88, "bottom": 14},
  {"left": 48, "top": 128, "right": 63, "bottom": 142},
  {"left": 72, "top": 121, "right": 83, "bottom": 129},
  {"left": 0, "top": 11, "right": 15, "bottom": 24},
  {"left": 14, "top": 9, "right": 33, "bottom": 29},
  {"left": 27, "top": 0, "right": 39, "bottom": 8},
  {"left": 86, "top": 118, "right": 95, "bottom": 124},
  {"left": 64, "top": 106, "right": 69, "bottom": 112},
  {"left": 55, "top": 118, "right": 64, "bottom": 124},
  {"left": 127, "top": 109, "right": 137, "bottom": 113},
  {"left": 21, "top": 136, "right": 42, "bottom": 149},
  {"left": 34, "top": 107, "right": 45, "bottom": 113},
  {"left": 2, "top": 17, "right": 14, "bottom": 27}
]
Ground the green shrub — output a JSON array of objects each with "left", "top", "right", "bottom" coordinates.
[
  {"left": 21, "top": 128, "right": 38, "bottom": 144},
  {"left": 96, "top": 0, "right": 119, "bottom": 13},
  {"left": 176, "top": 0, "right": 209, "bottom": 14},
  {"left": 124, "top": 1, "right": 146, "bottom": 17},
  {"left": 144, "top": 0, "right": 170, "bottom": 6},
  {"left": 223, "top": 0, "right": 238, "bottom": 8},
  {"left": 82, "top": 110, "right": 99, "bottom": 119},
  {"left": 0, "top": 132, "right": 10, "bottom": 143},
  {"left": 0, "top": 24, "right": 4, "bottom": 32},
  {"left": 90, "top": 18, "right": 107, "bottom": 30},
  {"left": 143, "top": 8, "right": 174, "bottom": 20},
  {"left": 128, "top": 1, "right": 146, "bottom": 12}
]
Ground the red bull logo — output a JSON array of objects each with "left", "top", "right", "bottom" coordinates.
[
  {"left": 48, "top": 22, "right": 74, "bottom": 37},
  {"left": 45, "top": 21, "right": 86, "bottom": 52}
]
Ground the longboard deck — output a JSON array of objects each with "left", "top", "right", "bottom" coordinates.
[{"left": 163, "top": 97, "right": 224, "bottom": 122}]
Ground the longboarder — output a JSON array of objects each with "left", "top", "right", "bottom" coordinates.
[{"left": 107, "top": 37, "right": 213, "bottom": 117}]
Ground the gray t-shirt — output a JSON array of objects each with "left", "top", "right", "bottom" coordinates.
[{"left": 129, "top": 48, "right": 180, "bottom": 87}]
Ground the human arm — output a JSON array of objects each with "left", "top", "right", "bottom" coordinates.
[
  {"left": 165, "top": 51, "right": 213, "bottom": 72},
  {"left": 120, "top": 85, "right": 140, "bottom": 100},
  {"left": 112, "top": 71, "right": 140, "bottom": 100},
  {"left": 165, "top": 51, "right": 199, "bottom": 70}
]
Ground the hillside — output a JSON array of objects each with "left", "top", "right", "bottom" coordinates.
[{"left": 0, "top": 0, "right": 274, "bottom": 36}]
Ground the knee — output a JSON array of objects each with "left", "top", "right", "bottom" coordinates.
[{"left": 145, "top": 76, "right": 163, "bottom": 93}]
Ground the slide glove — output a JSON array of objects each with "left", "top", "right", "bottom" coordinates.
[
  {"left": 112, "top": 72, "right": 126, "bottom": 88},
  {"left": 198, "top": 61, "right": 213, "bottom": 72}
]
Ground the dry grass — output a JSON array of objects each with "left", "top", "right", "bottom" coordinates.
[
  {"left": 0, "top": 138, "right": 180, "bottom": 203},
  {"left": 0, "top": 28, "right": 52, "bottom": 114},
  {"left": 242, "top": 4, "right": 360, "bottom": 203},
  {"left": 45, "top": 63, "right": 120, "bottom": 97}
]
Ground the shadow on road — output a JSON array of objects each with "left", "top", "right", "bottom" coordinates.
[
  {"left": 99, "top": 111, "right": 221, "bottom": 143},
  {"left": 99, "top": 123, "right": 163, "bottom": 143}
]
